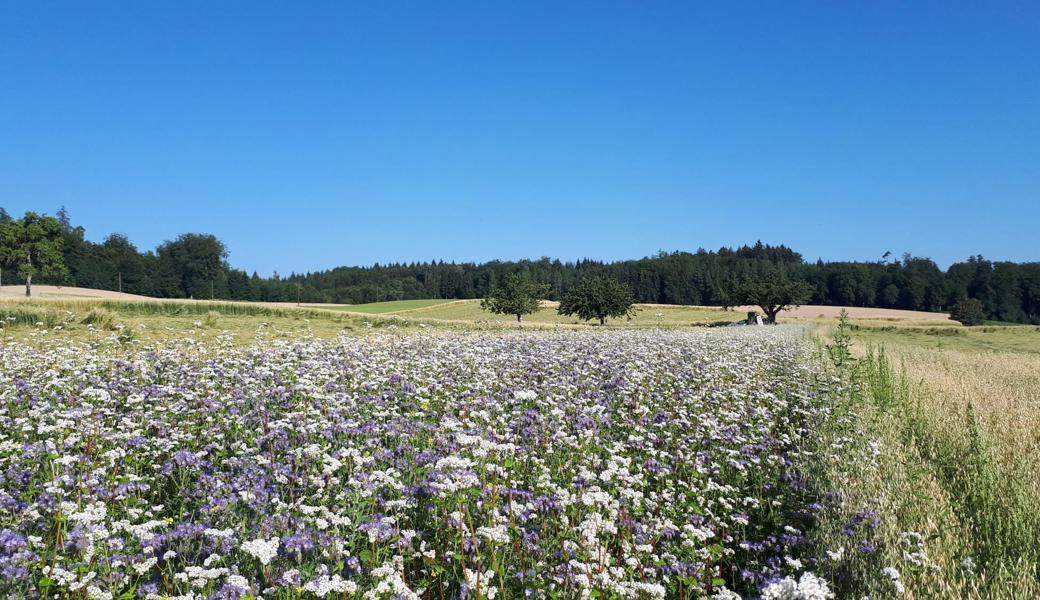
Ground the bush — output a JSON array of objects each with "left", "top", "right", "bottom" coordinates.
[{"left": 950, "top": 298, "right": 986, "bottom": 326}]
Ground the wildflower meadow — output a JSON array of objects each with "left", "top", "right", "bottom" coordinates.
[
  {"left": 0, "top": 326, "right": 994, "bottom": 599},
  {"left": 0, "top": 326, "right": 862, "bottom": 600}
]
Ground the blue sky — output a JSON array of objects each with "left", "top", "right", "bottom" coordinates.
[{"left": 1, "top": 2, "right": 1037, "bottom": 275}]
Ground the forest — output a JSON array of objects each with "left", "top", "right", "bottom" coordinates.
[{"left": 4, "top": 207, "right": 1039, "bottom": 323}]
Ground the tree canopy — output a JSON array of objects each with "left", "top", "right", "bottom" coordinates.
[
  {"left": 156, "top": 234, "right": 230, "bottom": 299},
  {"left": 0, "top": 212, "right": 67, "bottom": 297},
  {"left": 480, "top": 273, "right": 550, "bottom": 324},
  {"left": 557, "top": 276, "right": 636, "bottom": 325},
  {"left": 732, "top": 272, "right": 813, "bottom": 324}
]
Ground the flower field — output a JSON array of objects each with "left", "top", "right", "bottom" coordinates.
[{"left": 0, "top": 328, "right": 841, "bottom": 599}]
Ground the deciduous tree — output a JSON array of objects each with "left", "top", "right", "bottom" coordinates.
[
  {"left": 557, "top": 276, "right": 635, "bottom": 325},
  {"left": 480, "top": 273, "right": 549, "bottom": 324},
  {"left": 733, "top": 273, "right": 813, "bottom": 324},
  {"left": 0, "top": 212, "right": 67, "bottom": 297}
]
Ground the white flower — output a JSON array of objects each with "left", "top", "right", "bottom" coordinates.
[
  {"left": 87, "top": 586, "right": 114, "bottom": 600},
  {"left": 881, "top": 567, "right": 905, "bottom": 595},
  {"left": 761, "top": 572, "right": 833, "bottom": 600},
  {"left": 364, "top": 557, "right": 420, "bottom": 600},
  {"left": 133, "top": 557, "right": 158, "bottom": 575},
  {"left": 240, "top": 537, "right": 280, "bottom": 565},
  {"left": 303, "top": 573, "right": 358, "bottom": 597},
  {"left": 476, "top": 524, "right": 510, "bottom": 544},
  {"left": 226, "top": 575, "right": 250, "bottom": 592}
]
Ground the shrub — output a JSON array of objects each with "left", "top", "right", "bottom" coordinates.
[
  {"left": 950, "top": 298, "right": 986, "bottom": 326},
  {"left": 826, "top": 308, "right": 854, "bottom": 368}
]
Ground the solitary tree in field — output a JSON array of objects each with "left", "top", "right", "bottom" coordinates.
[
  {"left": 949, "top": 298, "right": 986, "bottom": 326},
  {"left": 0, "top": 212, "right": 67, "bottom": 297},
  {"left": 480, "top": 273, "right": 550, "bottom": 324},
  {"left": 557, "top": 276, "right": 636, "bottom": 325},
  {"left": 732, "top": 273, "right": 813, "bottom": 324}
]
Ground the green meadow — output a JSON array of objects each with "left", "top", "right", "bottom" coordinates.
[
  {"left": 317, "top": 299, "right": 456, "bottom": 313},
  {"left": 843, "top": 322, "right": 1040, "bottom": 355},
  {"left": 349, "top": 298, "right": 737, "bottom": 326}
]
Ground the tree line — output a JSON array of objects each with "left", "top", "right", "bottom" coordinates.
[{"left": 1, "top": 207, "right": 1038, "bottom": 324}]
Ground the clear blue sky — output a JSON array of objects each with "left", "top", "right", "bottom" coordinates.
[{"left": 1, "top": 2, "right": 1037, "bottom": 276}]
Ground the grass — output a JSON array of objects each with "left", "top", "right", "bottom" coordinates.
[
  {"left": 842, "top": 322, "right": 1040, "bottom": 355},
  {"left": 806, "top": 316, "right": 1040, "bottom": 598},
  {"left": 397, "top": 299, "right": 738, "bottom": 326},
  {"left": 0, "top": 297, "right": 619, "bottom": 345},
  {"left": 318, "top": 298, "right": 456, "bottom": 313},
  {"left": 312, "top": 298, "right": 740, "bottom": 326},
  {"left": 4, "top": 296, "right": 976, "bottom": 347},
  {"left": 0, "top": 296, "right": 834, "bottom": 347},
  {"left": 0, "top": 298, "right": 431, "bottom": 345}
]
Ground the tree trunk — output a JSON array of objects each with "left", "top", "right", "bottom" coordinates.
[
  {"left": 516, "top": 314, "right": 522, "bottom": 324},
  {"left": 765, "top": 307, "right": 779, "bottom": 324},
  {"left": 599, "top": 316, "right": 605, "bottom": 326},
  {"left": 25, "top": 274, "right": 31, "bottom": 298}
]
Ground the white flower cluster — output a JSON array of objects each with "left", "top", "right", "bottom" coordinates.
[
  {"left": 240, "top": 537, "right": 280, "bottom": 565},
  {"left": 881, "top": 566, "right": 904, "bottom": 595},
  {"left": 760, "top": 571, "right": 834, "bottom": 600},
  {"left": 900, "top": 531, "right": 932, "bottom": 568},
  {"left": 363, "top": 557, "right": 421, "bottom": 600},
  {"left": 303, "top": 573, "right": 358, "bottom": 597}
]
